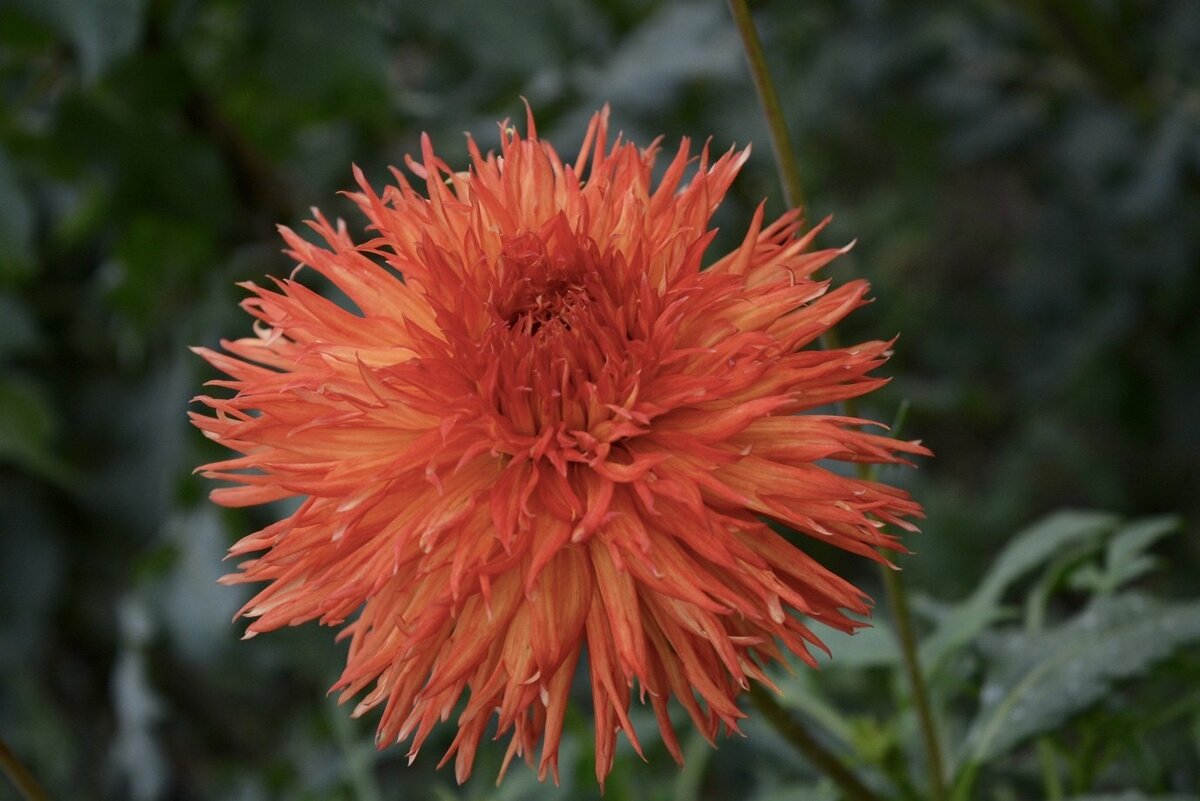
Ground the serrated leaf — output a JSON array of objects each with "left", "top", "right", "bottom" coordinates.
[
  {"left": 961, "top": 593, "right": 1200, "bottom": 768},
  {"left": 1103, "top": 516, "right": 1181, "bottom": 591},
  {"left": 1068, "top": 516, "right": 1179, "bottom": 594},
  {"left": 969, "top": 510, "right": 1120, "bottom": 608},
  {"left": 921, "top": 510, "right": 1118, "bottom": 672},
  {"left": 1024, "top": 534, "right": 1110, "bottom": 631}
]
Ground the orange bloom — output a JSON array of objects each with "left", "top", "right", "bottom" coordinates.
[{"left": 191, "top": 107, "right": 928, "bottom": 786}]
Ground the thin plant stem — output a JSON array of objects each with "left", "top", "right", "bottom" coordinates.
[
  {"left": 1038, "top": 738, "right": 1064, "bottom": 801},
  {"left": 0, "top": 737, "right": 48, "bottom": 801},
  {"left": 867, "top": 403, "right": 946, "bottom": 801},
  {"left": 727, "top": 4, "right": 946, "bottom": 797},
  {"left": 726, "top": 0, "right": 806, "bottom": 211},
  {"left": 749, "top": 683, "right": 885, "bottom": 801},
  {"left": 878, "top": 558, "right": 947, "bottom": 801},
  {"left": 728, "top": 7, "right": 878, "bottom": 796}
]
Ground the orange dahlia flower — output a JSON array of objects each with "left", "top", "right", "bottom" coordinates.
[{"left": 191, "top": 107, "right": 928, "bottom": 785}]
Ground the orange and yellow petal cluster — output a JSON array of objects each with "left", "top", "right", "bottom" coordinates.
[{"left": 191, "top": 107, "right": 928, "bottom": 785}]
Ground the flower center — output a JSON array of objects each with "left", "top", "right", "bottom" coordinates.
[
  {"left": 477, "top": 233, "right": 643, "bottom": 454},
  {"left": 503, "top": 279, "right": 591, "bottom": 336},
  {"left": 493, "top": 232, "right": 595, "bottom": 338}
]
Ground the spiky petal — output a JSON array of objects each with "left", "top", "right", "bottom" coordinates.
[{"left": 191, "top": 107, "right": 929, "bottom": 786}]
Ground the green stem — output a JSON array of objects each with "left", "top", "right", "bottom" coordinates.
[
  {"left": 726, "top": 0, "right": 807, "bottom": 211},
  {"left": 749, "top": 683, "right": 885, "bottom": 801},
  {"left": 1038, "top": 738, "right": 1064, "bottom": 801},
  {"left": 728, "top": 3, "right": 944, "bottom": 797},
  {"left": 0, "top": 737, "right": 48, "bottom": 801},
  {"left": 878, "top": 561, "right": 947, "bottom": 801},
  {"left": 728, "top": 0, "right": 838, "bottom": 360},
  {"left": 866, "top": 403, "right": 946, "bottom": 801}
]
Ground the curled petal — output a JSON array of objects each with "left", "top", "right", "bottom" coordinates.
[{"left": 191, "top": 107, "right": 928, "bottom": 786}]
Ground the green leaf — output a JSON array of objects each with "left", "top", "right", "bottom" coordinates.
[
  {"left": 747, "top": 781, "right": 839, "bottom": 801},
  {"left": 0, "top": 148, "right": 35, "bottom": 284},
  {"left": 817, "top": 615, "right": 900, "bottom": 669},
  {"left": 672, "top": 732, "right": 715, "bottom": 801},
  {"left": 1102, "top": 516, "right": 1181, "bottom": 591},
  {"left": 921, "top": 510, "right": 1118, "bottom": 672},
  {"left": 12, "top": 0, "right": 147, "bottom": 81},
  {"left": 1068, "top": 516, "right": 1179, "bottom": 595},
  {"left": 0, "top": 377, "right": 65, "bottom": 482},
  {"left": 770, "top": 619, "right": 901, "bottom": 752},
  {"left": 965, "top": 510, "right": 1119, "bottom": 609},
  {"left": 773, "top": 673, "right": 856, "bottom": 748},
  {"left": 960, "top": 593, "right": 1200, "bottom": 770},
  {"left": 107, "top": 214, "right": 218, "bottom": 335},
  {"left": 1022, "top": 535, "right": 1109, "bottom": 632},
  {"left": 580, "top": 2, "right": 740, "bottom": 113},
  {"left": 0, "top": 294, "right": 40, "bottom": 356}
]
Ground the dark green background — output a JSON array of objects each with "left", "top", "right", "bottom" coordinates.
[{"left": 1, "top": 1, "right": 1197, "bottom": 799}]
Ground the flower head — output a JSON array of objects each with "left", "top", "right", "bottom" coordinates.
[{"left": 191, "top": 107, "right": 928, "bottom": 785}]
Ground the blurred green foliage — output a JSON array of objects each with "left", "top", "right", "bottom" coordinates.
[{"left": 1, "top": 0, "right": 1198, "bottom": 799}]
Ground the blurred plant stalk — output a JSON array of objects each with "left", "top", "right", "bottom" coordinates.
[
  {"left": 725, "top": 0, "right": 805, "bottom": 212},
  {"left": 727, "top": 2, "right": 947, "bottom": 800},
  {"left": 0, "top": 737, "right": 48, "bottom": 801}
]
